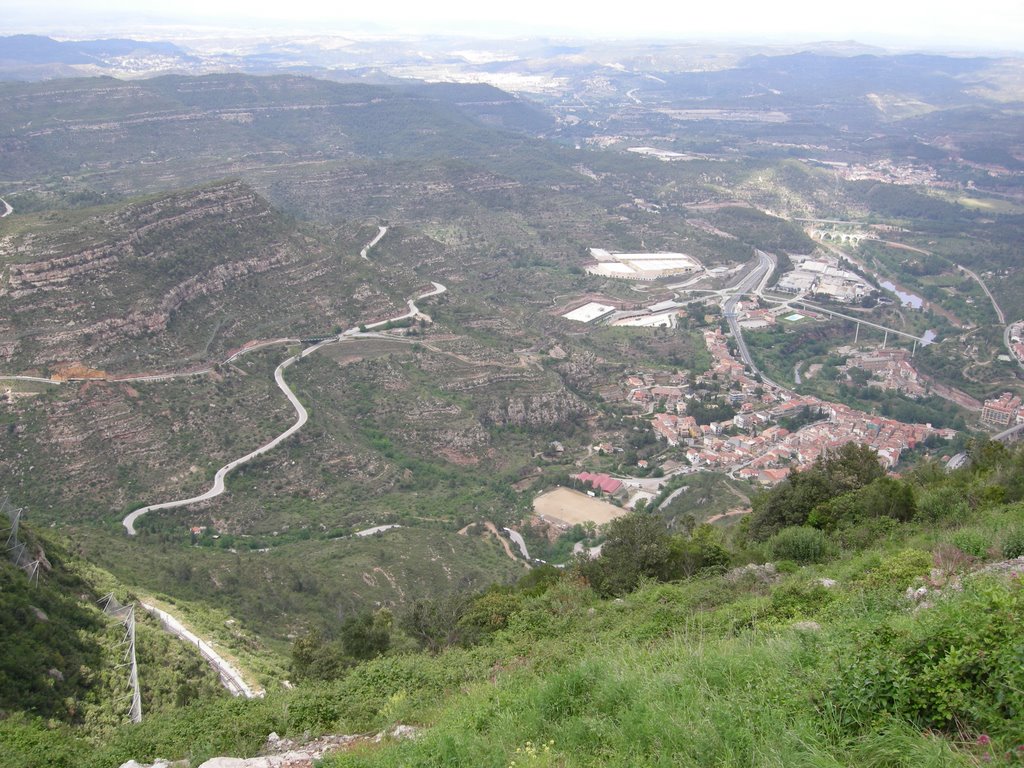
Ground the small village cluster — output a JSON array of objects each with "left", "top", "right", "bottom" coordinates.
[{"left": 600, "top": 328, "right": 954, "bottom": 486}]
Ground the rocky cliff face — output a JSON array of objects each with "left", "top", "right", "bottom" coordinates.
[{"left": 0, "top": 182, "right": 309, "bottom": 371}]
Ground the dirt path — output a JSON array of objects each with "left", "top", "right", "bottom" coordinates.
[
  {"left": 484, "top": 521, "right": 530, "bottom": 567},
  {"left": 705, "top": 509, "right": 750, "bottom": 525}
]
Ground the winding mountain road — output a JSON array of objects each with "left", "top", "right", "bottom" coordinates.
[
  {"left": 122, "top": 282, "right": 447, "bottom": 535},
  {"left": 0, "top": 197, "right": 12, "bottom": 218},
  {"left": 355, "top": 281, "right": 447, "bottom": 331},
  {"left": 502, "top": 526, "right": 531, "bottom": 560},
  {"left": 359, "top": 225, "right": 388, "bottom": 260},
  {"left": 123, "top": 347, "right": 313, "bottom": 534}
]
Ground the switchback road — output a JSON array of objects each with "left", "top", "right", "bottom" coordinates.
[{"left": 122, "top": 282, "right": 447, "bottom": 534}]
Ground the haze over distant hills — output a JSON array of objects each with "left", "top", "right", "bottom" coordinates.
[{"left": 0, "top": 32, "right": 1016, "bottom": 86}]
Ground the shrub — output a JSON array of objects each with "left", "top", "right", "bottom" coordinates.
[
  {"left": 830, "top": 577, "right": 1024, "bottom": 742},
  {"left": 915, "top": 486, "right": 969, "bottom": 522},
  {"left": 765, "top": 580, "right": 835, "bottom": 621},
  {"left": 1002, "top": 528, "right": 1024, "bottom": 560},
  {"left": 951, "top": 530, "right": 991, "bottom": 559},
  {"left": 458, "top": 590, "right": 526, "bottom": 641},
  {"left": 575, "top": 513, "right": 672, "bottom": 596},
  {"left": 768, "top": 527, "right": 835, "bottom": 564},
  {"left": 856, "top": 549, "right": 932, "bottom": 590},
  {"left": 341, "top": 610, "right": 392, "bottom": 660}
]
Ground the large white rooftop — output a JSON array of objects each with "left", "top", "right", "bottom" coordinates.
[{"left": 563, "top": 302, "right": 617, "bottom": 323}]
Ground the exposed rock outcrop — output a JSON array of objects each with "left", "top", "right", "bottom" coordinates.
[
  {"left": 0, "top": 181, "right": 306, "bottom": 369},
  {"left": 483, "top": 389, "right": 592, "bottom": 428}
]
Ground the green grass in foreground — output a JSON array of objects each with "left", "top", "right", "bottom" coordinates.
[
  {"left": 8, "top": 444, "right": 1024, "bottom": 768},
  {"left": 4, "top": 559, "right": 1020, "bottom": 767},
  {"left": 326, "top": 583, "right": 989, "bottom": 768}
]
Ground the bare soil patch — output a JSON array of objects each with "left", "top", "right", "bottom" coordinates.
[{"left": 532, "top": 487, "right": 628, "bottom": 527}]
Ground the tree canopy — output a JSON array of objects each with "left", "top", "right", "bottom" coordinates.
[{"left": 749, "top": 443, "right": 886, "bottom": 540}]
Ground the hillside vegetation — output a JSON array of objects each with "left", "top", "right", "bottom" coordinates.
[
  {"left": 2, "top": 60, "right": 1024, "bottom": 768},
  {"left": 6, "top": 440, "right": 1024, "bottom": 767},
  {"left": 0, "top": 522, "right": 225, "bottom": 738}
]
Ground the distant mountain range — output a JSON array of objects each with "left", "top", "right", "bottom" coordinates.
[
  {"left": 0, "top": 33, "right": 1010, "bottom": 92},
  {"left": 0, "top": 34, "right": 192, "bottom": 64},
  {"left": 0, "top": 34, "right": 198, "bottom": 79}
]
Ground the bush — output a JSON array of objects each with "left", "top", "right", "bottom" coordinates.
[
  {"left": 765, "top": 580, "right": 835, "bottom": 621},
  {"left": 575, "top": 513, "right": 672, "bottom": 596},
  {"left": 856, "top": 549, "right": 932, "bottom": 590},
  {"left": 951, "top": 530, "right": 991, "bottom": 559},
  {"left": 915, "top": 486, "right": 969, "bottom": 522},
  {"left": 830, "top": 577, "right": 1024, "bottom": 743},
  {"left": 749, "top": 443, "right": 886, "bottom": 540},
  {"left": 341, "top": 610, "right": 392, "bottom": 660},
  {"left": 1002, "top": 528, "right": 1024, "bottom": 560},
  {"left": 768, "top": 527, "right": 835, "bottom": 564},
  {"left": 458, "top": 590, "right": 526, "bottom": 642}
]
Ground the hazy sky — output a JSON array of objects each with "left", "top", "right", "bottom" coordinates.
[{"left": 6, "top": 0, "right": 1024, "bottom": 50}]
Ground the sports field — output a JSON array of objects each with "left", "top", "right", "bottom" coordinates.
[{"left": 532, "top": 487, "right": 628, "bottom": 526}]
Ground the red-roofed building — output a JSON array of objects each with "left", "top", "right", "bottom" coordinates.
[
  {"left": 573, "top": 472, "right": 625, "bottom": 498},
  {"left": 758, "top": 467, "right": 791, "bottom": 485}
]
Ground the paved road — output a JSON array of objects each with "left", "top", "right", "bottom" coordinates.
[
  {"left": 860, "top": 240, "right": 1012, "bottom": 364},
  {"left": 657, "top": 483, "right": 690, "bottom": 510},
  {"left": 502, "top": 526, "right": 531, "bottom": 560},
  {"left": 572, "top": 540, "right": 604, "bottom": 558},
  {"left": 955, "top": 265, "right": 1024, "bottom": 372},
  {"left": 789, "top": 300, "right": 934, "bottom": 344},
  {"left": 946, "top": 452, "right": 969, "bottom": 470},
  {"left": 957, "top": 264, "right": 1005, "bottom": 325},
  {"left": 141, "top": 601, "right": 262, "bottom": 698},
  {"left": 348, "top": 282, "right": 447, "bottom": 333},
  {"left": 619, "top": 475, "right": 671, "bottom": 492},
  {"left": 360, "top": 225, "right": 388, "bottom": 260},
  {"left": 722, "top": 250, "right": 787, "bottom": 390},
  {"left": 1003, "top": 324, "right": 1024, "bottom": 371},
  {"left": 954, "top": 263, "right": 1023, "bottom": 372},
  {"left": 123, "top": 347, "right": 313, "bottom": 534},
  {"left": 2, "top": 338, "right": 300, "bottom": 387},
  {"left": 122, "top": 283, "right": 447, "bottom": 534},
  {"left": 0, "top": 374, "right": 57, "bottom": 384},
  {"left": 993, "top": 422, "right": 1024, "bottom": 443}
]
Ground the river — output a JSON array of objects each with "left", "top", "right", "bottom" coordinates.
[{"left": 878, "top": 280, "right": 924, "bottom": 309}]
